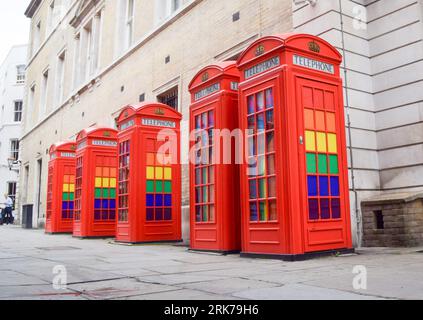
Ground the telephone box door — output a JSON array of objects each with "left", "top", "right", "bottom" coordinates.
[
  {"left": 297, "top": 77, "right": 349, "bottom": 252},
  {"left": 240, "top": 78, "right": 284, "bottom": 254}
]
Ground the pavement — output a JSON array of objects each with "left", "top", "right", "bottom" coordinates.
[{"left": 0, "top": 225, "right": 422, "bottom": 300}]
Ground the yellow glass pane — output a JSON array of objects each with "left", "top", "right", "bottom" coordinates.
[
  {"left": 110, "top": 178, "right": 117, "bottom": 188},
  {"left": 317, "top": 132, "right": 327, "bottom": 152},
  {"left": 95, "top": 177, "right": 102, "bottom": 188},
  {"left": 155, "top": 167, "right": 163, "bottom": 179},
  {"left": 146, "top": 167, "right": 155, "bottom": 179},
  {"left": 63, "top": 184, "right": 69, "bottom": 192},
  {"left": 164, "top": 167, "right": 172, "bottom": 180},
  {"left": 69, "top": 184, "right": 75, "bottom": 192},
  {"left": 328, "top": 133, "right": 337, "bottom": 153},
  {"left": 305, "top": 131, "right": 316, "bottom": 152},
  {"left": 102, "top": 178, "right": 110, "bottom": 188}
]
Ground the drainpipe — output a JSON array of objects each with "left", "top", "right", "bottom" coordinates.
[{"left": 338, "top": 0, "right": 361, "bottom": 247}]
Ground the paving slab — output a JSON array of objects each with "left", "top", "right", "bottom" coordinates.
[{"left": 122, "top": 289, "right": 241, "bottom": 300}]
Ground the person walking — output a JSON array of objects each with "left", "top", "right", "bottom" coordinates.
[{"left": 2, "top": 194, "right": 14, "bottom": 225}]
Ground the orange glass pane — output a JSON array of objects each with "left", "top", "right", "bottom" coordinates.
[
  {"left": 304, "top": 109, "right": 314, "bottom": 129},
  {"left": 314, "top": 89, "right": 324, "bottom": 109},
  {"left": 63, "top": 175, "right": 70, "bottom": 183},
  {"left": 326, "top": 113, "right": 336, "bottom": 132},
  {"left": 315, "top": 111, "right": 325, "bottom": 131},
  {"left": 110, "top": 168, "right": 117, "bottom": 177},
  {"left": 325, "top": 91, "right": 335, "bottom": 110},
  {"left": 95, "top": 167, "right": 102, "bottom": 177},
  {"left": 302, "top": 87, "right": 313, "bottom": 109},
  {"left": 146, "top": 153, "right": 155, "bottom": 166},
  {"left": 69, "top": 175, "right": 75, "bottom": 184},
  {"left": 103, "top": 167, "right": 110, "bottom": 177}
]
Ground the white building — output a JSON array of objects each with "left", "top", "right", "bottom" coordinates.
[{"left": 0, "top": 45, "right": 28, "bottom": 209}]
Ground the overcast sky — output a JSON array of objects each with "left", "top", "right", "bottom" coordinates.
[{"left": 0, "top": 1, "right": 30, "bottom": 64}]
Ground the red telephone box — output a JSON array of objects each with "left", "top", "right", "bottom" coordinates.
[
  {"left": 115, "top": 103, "right": 182, "bottom": 243},
  {"left": 73, "top": 127, "right": 118, "bottom": 238},
  {"left": 188, "top": 62, "right": 241, "bottom": 253},
  {"left": 237, "top": 34, "right": 353, "bottom": 260},
  {"left": 45, "top": 141, "right": 76, "bottom": 234}
]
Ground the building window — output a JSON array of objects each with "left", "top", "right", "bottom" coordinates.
[
  {"left": 40, "top": 69, "right": 49, "bottom": 118},
  {"left": 55, "top": 50, "right": 66, "bottom": 107},
  {"left": 28, "top": 84, "right": 36, "bottom": 126},
  {"left": 374, "top": 210, "right": 384, "bottom": 230},
  {"left": 73, "top": 34, "right": 81, "bottom": 88},
  {"left": 7, "top": 182, "right": 17, "bottom": 204},
  {"left": 157, "top": 86, "right": 178, "bottom": 110},
  {"left": 172, "top": 0, "right": 181, "bottom": 12},
  {"left": 47, "top": 1, "right": 56, "bottom": 34},
  {"left": 16, "top": 65, "right": 26, "bottom": 84},
  {"left": 14, "top": 101, "right": 23, "bottom": 122},
  {"left": 10, "top": 139, "right": 19, "bottom": 161},
  {"left": 155, "top": 0, "right": 182, "bottom": 24},
  {"left": 32, "top": 21, "right": 41, "bottom": 56}
]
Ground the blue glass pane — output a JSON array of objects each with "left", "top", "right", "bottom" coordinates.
[
  {"left": 109, "top": 199, "right": 116, "bottom": 209},
  {"left": 332, "top": 199, "right": 341, "bottom": 219},
  {"left": 62, "top": 202, "right": 68, "bottom": 210},
  {"left": 94, "top": 199, "right": 101, "bottom": 209},
  {"left": 249, "top": 180, "right": 257, "bottom": 199},
  {"left": 250, "top": 202, "right": 258, "bottom": 221},
  {"left": 155, "top": 194, "right": 163, "bottom": 206},
  {"left": 247, "top": 96, "right": 255, "bottom": 115},
  {"left": 309, "top": 199, "right": 319, "bottom": 220},
  {"left": 155, "top": 208, "right": 163, "bottom": 220},
  {"left": 319, "top": 176, "right": 329, "bottom": 196},
  {"left": 146, "top": 194, "right": 154, "bottom": 207},
  {"left": 195, "top": 116, "right": 201, "bottom": 129},
  {"left": 320, "top": 199, "right": 330, "bottom": 219},
  {"left": 330, "top": 177, "right": 340, "bottom": 196},
  {"left": 164, "top": 194, "right": 172, "bottom": 207},
  {"left": 102, "top": 199, "right": 109, "bottom": 209},
  {"left": 69, "top": 202, "right": 74, "bottom": 210},
  {"left": 307, "top": 176, "right": 318, "bottom": 196},
  {"left": 164, "top": 208, "right": 172, "bottom": 220},
  {"left": 146, "top": 208, "right": 154, "bottom": 221},
  {"left": 257, "top": 113, "right": 265, "bottom": 130}
]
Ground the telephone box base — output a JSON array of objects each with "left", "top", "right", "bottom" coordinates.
[
  {"left": 189, "top": 248, "right": 241, "bottom": 255},
  {"left": 73, "top": 235, "right": 115, "bottom": 239},
  {"left": 46, "top": 232, "right": 72, "bottom": 235},
  {"left": 114, "top": 239, "right": 183, "bottom": 245},
  {"left": 240, "top": 248, "right": 355, "bottom": 262}
]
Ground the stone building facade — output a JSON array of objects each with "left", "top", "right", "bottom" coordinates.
[{"left": 0, "top": 45, "right": 27, "bottom": 211}]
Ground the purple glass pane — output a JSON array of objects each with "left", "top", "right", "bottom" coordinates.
[
  {"left": 109, "top": 211, "right": 116, "bottom": 220},
  {"left": 102, "top": 210, "right": 108, "bottom": 220},
  {"left": 250, "top": 202, "right": 258, "bottom": 221},
  {"left": 332, "top": 198, "right": 341, "bottom": 219},
  {"left": 155, "top": 208, "right": 163, "bottom": 220},
  {"left": 164, "top": 208, "right": 172, "bottom": 220},
  {"left": 247, "top": 95, "right": 255, "bottom": 115},
  {"left": 69, "top": 211, "right": 74, "bottom": 219},
  {"left": 94, "top": 210, "right": 101, "bottom": 220},
  {"left": 146, "top": 208, "right": 154, "bottom": 221},
  {"left": 309, "top": 199, "right": 319, "bottom": 220},
  {"left": 319, "top": 176, "right": 329, "bottom": 196},
  {"left": 265, "top": 89, "right": 274, "bottom": 108},
  {"left": 320, "top": 198, "right": 330, "bottom": 219},
  {"left": 62, "top": 211, "right": 67, "bottom": 219},
  {"left": 249, "top": 180, "right": 257, "bottom": 199},
  {"left": 208, "top": 111, "right": 214, "bottom": 127}
]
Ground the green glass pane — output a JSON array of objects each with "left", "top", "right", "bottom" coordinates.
[
  {"left": 63, "top": 193, "right": 69, "bottom": 201},
  {"left": 306, "top": 153, "right": 316, "bottom": 173},
  {"left": 156, "top": 181, "right": 163, "bottom": 193},
  {"left": 69, "top": 193, "right": 75, "bottom": 201},
  {"left": 329, "top": 155, "right": 339, "bottom": 174},
  {"left": 259, "top": 201, "right": 267, "bottom": 221},
  {"left": 318, "top": 154, "right": 328, "bottom": 174},
  {"left": 203, "top": 186, "right": 208, "bottom": 202},
  {"left": 95, "top": 188, "right": 102, "bottom": 199},
  {"left": 102, "top": 189, "right": 110, "bottom": 198},
  {"left": 258, "top": 179, "right": 267, "bottom": 198},
  {"left": 146, "top": 180, "right": 154, "bottom": 193},
  {"left": 164, "top": 181, "right": 172, "bottom": 193},
  {"left": 203, "top": 205, "right": 208, "bottom": 222},
  {"left": 110, "top": 189, "right": 116, "bottom": 198}
]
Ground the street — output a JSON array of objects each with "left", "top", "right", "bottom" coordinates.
[{"left": 0, "top": 226, "right": 422, "bottom": 300}]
